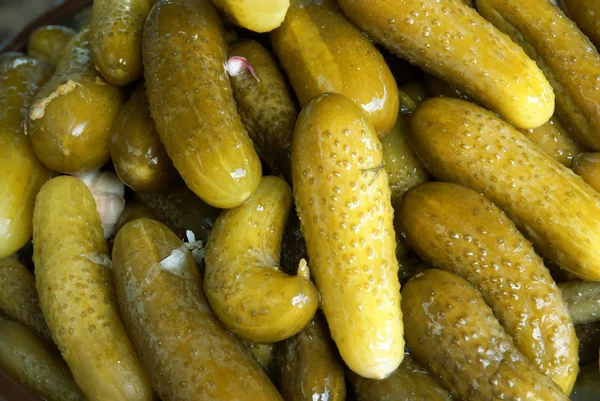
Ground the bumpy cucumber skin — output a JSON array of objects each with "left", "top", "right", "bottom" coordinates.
[
  {"left": 572, "top": 152, "right": 600, "bottom": 192},
  {"left": 205, "top": 176, "right": 318, "bottom": 343},
  {"left": 271, "top": 0, "right": 399, "bottom": 136},
  {"left": 27, "top": 25, "right": 76, "bottom": 66},
  {"left": 111, "top": 82, "right": 178, "bottom": 192},
  {"left": 402, "top": 269, "right": 569, "bottom": 401},
  {"left": 559, "top": 280, "right": 600, "bottom": 325},
  {"left": 90, "top": 0, "right": 152, "bottom": 85},
  {"left": 212, "top": 0, "right": 290, "bottom": 33},
  {"left": 27, "top": 28, "right": 126, "bottom": 174},
  {"left": 400, "top": 182, "right": 578, "bottom": 393},
  {"left": 338, "top": 0, "right": 554, "bottom": 130},
  {"left": 477, "top": 0, "right": 600, "bottom": 150},
  {"left": 0, "top": 258, "right": 52, "bottom": 343},
  {"left": 228, "top": 40, "right": 298, "bottom": 179},
  {"left": 0, "top": 55, "right": 53, "bottom": 259},
  {"left": 292, "top": 93, "right": 403, "bottom": 380},
  {"left": 112, "top": 218, "right": 284, "bottom": 401},
  {"left": 143, "top": 0, "right": 262, "bottom": 209},
  {"left": 33, "top": 176, "right": 154, "bottom": 401},
  {"left": 559, "top": 0, "right": 600, "bottom": 48},
  {"left": 0, "top": 320, "right": 86, "bottom": 401},
  {"left": 410, "top": 97, "right": 600, "bottom": 281}
]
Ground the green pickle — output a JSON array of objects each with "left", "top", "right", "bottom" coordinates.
[
  {"left": 572, "top": 152, "right": 600, "bottom": 192},
  {"left": 27, "top": 25, "right": 76, "bottom": 66}
]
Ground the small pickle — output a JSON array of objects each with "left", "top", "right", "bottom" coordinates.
[
  {"left": 90, "top": 0, "right": 153, "bottom": 85},
  {"left": 143, "top": 0, "right": 262, "bottom": 209},
  {"left": 228, "top": 40, "right": 298, "bottom": 179},
  {"left": 204, "top": 176, "right": 318, "bottom": 343},
  {"left": 559, "top": 0, "right": 600, "bottom": 48},
  {"left": 572, "top": 152, "right": 600, "bottom": 192},
  {"left": 402, "top": 269, "right": 569, "bottom": 401},
  {"left": 559, "top": 281, "right": 600, "bottom": 325},
  {"left": 397, "top": 81, "right": 427, "bottom": 114},
  {"left": 27, "top": 27, "right": 126, "bottom": 174},
  {"left": 338, "top": 0, "right": 554, "bottom": 130},
  {"left": 399, "top": 182, "right": 578, "bottom": 393},
  {"left": 293, "top": 93, "right": 404, "bottom": 379},
  {"left": 33, "top": 176, "right": 154, "bottom": 401},
  {"left": 115, "top": 201, "right": 156, "bottom": 235},
  {"left": 575, "top": 321, "right": 600, "bottom": 365},
  {"left": 0, "top": 54, "right": 53, "bottom": 259},
  {"left": 0, "top": 258, "right": 51, "bottom": 344},
  {"left": 271, "top": 0, "right": 399, "bottom": 136},
  {"left": 243, "top": 341, "right": 277, "bottom": 378},
  {"left": 0, "top": 320, "right": 85, "bottom": 401},
  {"left": 277, "top": 312, "right": 346, "bottom": 401},
  {"left": 111, "top": 82, "right": 178, "bottom": 192},
  {"left": 348, "top": 351, "right": 452, "bottom": 401},
  {"left": 112, "top": 218, "right": 283, "bottom": 401},
  {"left": 477, "top": 0, "right": 600, "bottom": 150},
  {"left": 411, "top": 98, "right": 600, "bottom": 281},
  {"left": 27, "top": 25, "right": 76, "bottom": 66},
  {"left": 211, "top": 0, "right": 290, "bottom": 33}
]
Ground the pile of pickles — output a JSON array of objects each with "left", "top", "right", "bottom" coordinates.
[{"left": 2, "top": 0, "right": 600, "bottom": 400}]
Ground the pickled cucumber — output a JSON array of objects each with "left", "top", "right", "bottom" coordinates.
[
  {"left": 0, "top": 258, "right": 51, "bottom": 344},
  {"left": 143, "top": 0, "right": 262, "bottom": 209},
  {"left": 211, "top": 0, "right": 289, "bottom": 33},
  {"left": 559, "top": 0, "right": 600, "bottom": 48},
  {"left": 112, "top": 218, "right": 283, "bottom": 401},
  {"left": 402, "top": 269, "right": 569, "bottom": 401},
  {"left": 338, "top": 0, "right": 554, "bottom": 130},
  {"left": 477, "top": 0, "right": 600, "bottom": 150},
  {"left": 243, "top": 341, "right": 276, "bottom": 378},
  {"left": 559, "top": 280, "right": 600, "bottom": 325},
  {"left": 572, "top": 152, "right": 600, "bottom": 192},
  {"left": 228, "top": 40, "right": 298, "bottom": 179},
  {"left": 27, "top": 25, "right": 76, "bottom": 66},
  {"left": 115, "top": 201, "right": 156, "bottom": 235},
  {"left": 27, "top": 27, "right": 126, "bottom": 174},
  {"left": 0, "top": 54, "right": 53, "bottom": 259},
  {"left": 205, "top": 176, "right": 318, "bottom": 343},
  {"left": 271, "top": 0, "right": 399, "bottom": 136},
  {"left": 0, "top": 320, "right": 85, "bottom": 401},
  {"left": 33, "top": 176, "right": 154, "bottom": 401},
  {"left": 410, "top": 97, "right": 600, "bottom": 281},
  {"left": 399, "top": 182, "right": 578, "bottom": 392},
  {"left": 424, "top": 73, "right": 473, "bottom": 101},
  {"left": 293, "top": 93, "right": 403, "bottom": 379},
  {"left": 111, "top": 82, "right": 178, "bottom": 192}
]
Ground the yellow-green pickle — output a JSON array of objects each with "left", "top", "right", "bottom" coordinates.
[
  {"left": 402, "top": 269, "right": 569, "bottom": 401},
  {"left": 27, "top": 27, "right": 126, "bottom": 174},
  {"left": 572, "top": 152, "right": 600, "bottom": 192},
  {"left": 411, "top": 97, "right": 600, "bottom": 281},
  {"left": 397, "top": 81, "right": 427, "bottom": 113},
  {"left": 112, "top": 218, "right": 283, "bottom": 401},
  {"left": 559, "top": 280, "right": 600, "bottom": 325},
  {"left": 143, "top": 0, "right": 262, "bottom": 209},
  {"left": 338, "top": 0, "right": 554, "bottom": 130},
  {"left": 27, "top": 25, "right": 76, "bottom": 66},
  {"left": 211, "top": 0, "right": 290, "bottom": 33},
  {"left": 559, "top": 0, "right": 600, "bottom": 48},
  {"left": 276, "top": 313, "right": 346, "bottom": 401},
  {"left": 205, "top": 176, "right": 319, "bottom": 343},
  {"left": 0, "top": 320, "right": 86, "bottom": 401},
  {"left": 111, "top": 82, "right": 178, "bottom": 192},
  {"left": 0, "top": 258, "right": 52, "bottom": 344},
  {"left": 348, "top": 350, "right": 452, "bottom": 401},
  {"left": 399, "top": 182, "right": 578, "bottom": 392},
  {"left": 243, "top": 341, "right": 277, "bottom": 378},
  {"left": 271, "top": 0, "right": 399, "bottom": 136},
  {"left": 423, "top": 73, "right": 474, "bottom": 101},
  {"left": 115, "top": 201, "right": 156, "bottom": 235},
  {"left": 90, "top": 0, "right": 153, "bottom": 86},
  {"left": 33, "top": 176, "right": 154, "bottom": 401},
  {"left": 228, "top": 39, "right": 298, "bottom": 179},
  {"left": 293, "top": 93, "right": 404, "bottom": 379},
  {"left": 0, "top": 54, "right": 53, "bottom": 259}
]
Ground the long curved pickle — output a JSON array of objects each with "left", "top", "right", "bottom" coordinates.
[
  {"left": 337, "top": 0, "right": 554, "bottom": 130},
  {"left": 411, "top": 97, "right": 600, "bottom": 281},
  {"left": 33, "top": 176, "right": 154, "bottom": 401},
  {"left": 559, "top": 0, "right": 600, "bottom": 48},
  {"left": 111, "top": 82, "right": 178, "bottom": 192},
  {"left": 27, "top": 25, "right": 76, "bottom": 66},
  {"left": 228, "top": 40, "right": 298, "bottom": 179},
  {"left": 211, "top": 0, "right": 289, "bottom": 33},
  {"left": 402, "top": 269, "right": 569, "bottom": 401},
  {"left": 143, "top": 0, "right": 262, "bottom": 209},
  {"left": 90, "top": 0, "right": 153, "bottom": 85},
  {"left": 572, "top": 152, "right": 600, "bottom": 192},
  {"left": 205, "top": 176, "right": 318, "bottom": 343},
  {"left": 112, "top": 218, "right": 284, "bottom": 401},
  {"left": 0, "top": 320, "right": 86, "bottom": 401},
  {"left": 0, "top": 54, "right": 53, "bottom": 259},
  {"left": 559, "top": 280, "right": 600, "bottom": 325},
  {"left": 399, "top": 182, "right": 578, "bottom": 393},
  {"left": 293, "top": 93, "right": 404, "bottom": 379},
  {"left": 477, "top": 0, "right": 600, "bottom": 150},
  {"left": 27, "top": 27, "right": 126, "bottom": 174},
  {"left": 271, "top": 0, "right": 399, "bottom": 136},
  {"left": 0, "top": 258, "right": 52, "bottom": 344}
]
